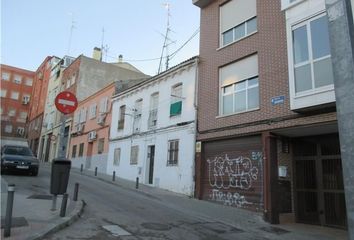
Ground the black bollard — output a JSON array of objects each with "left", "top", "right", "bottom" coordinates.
[
  {"left": 113, "top": 171, "right": 116, "bottom": 181},
  {"left": 73, "top": 183, "right": 79, "bottom": 201},
  {"left": 60, "top": 193, "right": 69, "bottom": 217},
  {"left": 80, "top": 164, "right": 83, "bottom": 173},
  {"left": 4, "top": 184, "right": 15, "bottom": 237},
  {"left": 136, "top": 177, "right": 139, "bottom": 189},
  {"left": 95, "top": 167, "right": 98, "bottom": 176}
]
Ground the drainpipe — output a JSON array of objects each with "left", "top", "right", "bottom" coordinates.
[{"left": 191, "top": 58, "right": 199, "bottom": 197}]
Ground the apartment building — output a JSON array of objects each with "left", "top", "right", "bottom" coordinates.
[
  {"left": 27, "top": 56, "right": 61, "bottom": 155},
  {"left": 193, "top": 0, "right": 346, "bottom": 228},
  {"left": 69, "top": 82, "right": 116, "bottom": 174},
  {"left": 108, "top": 57, "right": 198, "bottom": 196},
  {"left": 1, "top": 64, "right": 35, "bottom": 140},
  {"left": 39, "top": 50, "right": 149, "bottom": 162}
]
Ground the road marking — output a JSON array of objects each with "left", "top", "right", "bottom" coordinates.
[
  {"left": 58, "top": 99, "right": 75, "bottom": 106},
  {"left": 102, "top": 225, "right": 131, "bottom": 236}
]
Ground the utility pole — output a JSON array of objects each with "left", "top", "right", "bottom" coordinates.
[{"left": 325, "top": 0, "right": 354, "bottom": 238}]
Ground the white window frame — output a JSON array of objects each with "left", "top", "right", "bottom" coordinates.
[
  {"left": 89, "top": 104, "right": 97, "bottom": 119},
  {"left": 148, "top": 93, "right": 159, "bottom": 128},
  {"left": 133, "top": 99, "right": 143, "bottom": 133},
  {"left": 5, "top": 125, "right": 13, "bottom": 133},
  {"left": 167, "top": 139, "right": 179, "bottom": 166},
  {"left": 19, "top": 111, "right": 27, "bottom": 119},
  {"left": 2, "top": 72, "right": 10, "bottom": 81},
  {"left": 1, "top": 89, "right": 7, "bottom": 98},
  {"left": 10, "top": 91, "right": 19, "bottom": 100},
  {"left": 79, "top": 108, "right": 87, "bottom": 123},
  {"left": 130, "top": 145, "right": 139, "bottom": 165},
  {"left": 113, "top": 148, "right": 121, "bottom": 166},
  {"left": 13, "top": 75, "right": 22, "bottom": 84},
  {"left": 25, "top": 78, "right": 33, "bottom": 86},
  {"left": 8, "top": 108, "right": 16, "bottom": 117},
  {"left": 290, "top": 13, "right": 334, "bottom": 97},
  {"left": 99, "top": 97, "right": 109, "bottom": 113}
]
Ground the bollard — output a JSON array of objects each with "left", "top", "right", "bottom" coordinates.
[
  {"left": 4, "top": 184, "right": 15, "bottom": 237},
  {"left": 94, "top": 167, "right": 97, "bottom": 176},
  {"left": 73, "top": 183, "right": 79, "bottom": 201},
  {"left": 112, "top": 171, "right": 116, "bottom": 182},
  {"left": 136, "top": 177, "right": 139, "bottom": 189},
  {"left": 51, "top": 194, "right": 57, "bottom": 211},
  {"left": 60, "top": 193, "right": 69, "bottom": 217},
  {"left": 80, "top": 164, "right": 83, "bottom": 173}
]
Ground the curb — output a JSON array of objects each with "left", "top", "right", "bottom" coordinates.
[{"left": 26, "top": 200, "right": 86, "bottom": 240}]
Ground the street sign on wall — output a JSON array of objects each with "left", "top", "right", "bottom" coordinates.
[{"left": 54, "top": 91, "right": 78, "bottom": 114}]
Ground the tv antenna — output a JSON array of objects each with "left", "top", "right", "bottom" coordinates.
[
  {"left": 101, "top": 27, "right": 109, "bottom": 61},
  {"left": 158, "top": 3, "right": 175, "bottom": 74},
  {"left": 67, "top": 13, "right": 76, "bottom": 55}
]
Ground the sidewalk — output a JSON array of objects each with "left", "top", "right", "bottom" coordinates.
[
  {"left": 0, "top": 176, "right": 85, "bottom": 240},
  {"left": 72, "top": 166, "right": 349, "bottom": 240}
]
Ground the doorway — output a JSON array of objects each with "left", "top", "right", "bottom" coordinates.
[
  {"left": 293, "top": 134, "right": 347, "bottom": 228},
  {"left": 147, "top": 145, "right": 155, "bottom": 184}
]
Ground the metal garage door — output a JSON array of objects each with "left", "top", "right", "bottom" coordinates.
[{"left": 201, "top": 136, "right": 263, "bottom": 211}]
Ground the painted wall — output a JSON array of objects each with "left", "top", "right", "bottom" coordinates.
[
  {"left": 108, "top": 58, "right": 198, "bottom": 196},
  {"left": 69, "top": 83, "right": 115, "bottom": 174}
]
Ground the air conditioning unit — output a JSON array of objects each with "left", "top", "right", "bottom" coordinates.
[
  {"left": 22, "top": 100, "right": 29, "bottom": 105},
  {"left": 97, "top": 114, "right": 106, "bottom": 126},
  {"left": 88, "top": 131, "right": 97, "bottom": 142}
]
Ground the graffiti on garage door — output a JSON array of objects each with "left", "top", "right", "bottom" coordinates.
[{"left": 207, "top": 151, "right": 262, "bottom": 208}]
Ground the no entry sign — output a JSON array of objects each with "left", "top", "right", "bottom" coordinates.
[{"left": 55, "top": 91, "right": 78, "bottom": 114}]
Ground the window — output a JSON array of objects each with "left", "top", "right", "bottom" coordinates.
[
  {"left": 167, "top": 140, "right": 179, "bottom": 165},
  {"left": 72, "top": 145, "right": 77, "bottom": 158},
  {"left": 22, "top": 95, "right": 30, "bottom": 104},
  {"left": 170, "top": 84, "right": 183, "bottom": 116},
  {"left": 8, "top": 108, "right": 16, "bottom": 117},
  {"left": 220, "top": 54, "right": 259, "bottom": 115},
  {"left": 130, "top": 146, "right": 139, "bottom": 165},
  {"left": 5, "top": 125, "right": 13, "bottom": 133},
  {"left": 113, "top": 148, "right": 121, "bottom": 166},
  {"left": 78, "top": 143, "right": 84, "bottom": 157},
  {"left": 292, "top": 14, "right": 333, "bottom": 94},
  {"left": 89, "top": 104, "right": 97, "bottom": 119},
  {"left": 79, "top": 108, "right": 87, "bottom": 123},
  {"left": 99, "top": 97, "right": 109, "bottom": 113},
  {"left": 220, "top": 0, "right": 257, "bottom": 47},
  {"left": 25, "top": 78, "right": 33, "bottom": 86},
  {"left": 2, "top": 72, "right": 10, "bottom": 81},
  {"left": 19, "top": 111, "right": 27, "bottom": 119},
  {"left": 98, "top": 138, "right": 104, "bottom": 154},
  {"left": 17, "top": 127, "right": 25, "bottom": 136},
  {"left": 148, "top": 93, "right": 158, "bottom": 128},
  {"left": 73, "top": 111, "right": 80, "bottom": 126},
  {"left": 14, "top": 75, "right": 22, "bottom": 84},
  {"left": 10, "top": 91, "right": 19, "bottom": 100},
  {"left": 1, "top": 89, "right": 7, "bottom": 98},
  {"left": 118, "top": 105, "right": 126, "bottom": 130},
  {"left": 133, "top": 99, "right": 143, "bottom": 133}
]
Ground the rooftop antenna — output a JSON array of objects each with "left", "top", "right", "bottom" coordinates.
[
  {"left": 101, "top": 27, "right": 109, "bottom": 62},
  {"left": 158, "top": 3, "right": 174, "bottom": 74},
  {"left": 67, "top": 13, "right": 76, "bottom": 55}
]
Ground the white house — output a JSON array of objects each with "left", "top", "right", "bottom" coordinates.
[{"left": 107, "top": 57, "right": 198, "bottom": 196}]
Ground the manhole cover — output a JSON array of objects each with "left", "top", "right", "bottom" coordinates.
[
  {"left": 27, "top": 194, "right": 53, "bottom": 200},
  {"left": 141, "top": 222, "right": 172, "bottom": 231},
  {"left": 259, "top": 226, "right": 290, "bottom": 235},
  {"left": 1, "top": 217, "right": 28, "bottom": 228}
]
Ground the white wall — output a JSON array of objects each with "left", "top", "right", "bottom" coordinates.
[{"left": 108, "top": 60, "right": 198, "bottom": 196}]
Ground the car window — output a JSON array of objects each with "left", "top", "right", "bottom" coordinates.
[{"left": 3, "top": 146, "right": 33, "bottom": 156}]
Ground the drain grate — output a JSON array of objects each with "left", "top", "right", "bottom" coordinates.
[
  {"left": 27, "top": 194, "right": 53, "bottom": 200},
  {"left": 141, "top": 222, "right": 172, "bottom": 231},
  {"left": 259, "top": 226, "right": 290, "bottom": 235},
  {"left": 1, "top": 217, "right": 28, "bottom": 228}
]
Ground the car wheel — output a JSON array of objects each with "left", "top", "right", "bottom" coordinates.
[{"left": 31, "top": 169, "right": 39, "bottom": 176}]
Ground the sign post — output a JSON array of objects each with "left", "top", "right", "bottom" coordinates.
[
  {"left": 52, "top": 91, "right": 78, "bottom": 211},
  {"left": 54, "top": 91, "right": 78, "bottom": 158}
]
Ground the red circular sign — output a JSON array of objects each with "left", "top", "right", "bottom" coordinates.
[{"left": 55, "top": 91, "right": 78, "bottom": 114}]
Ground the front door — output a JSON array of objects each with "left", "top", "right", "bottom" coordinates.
[
  {"left": 86, "top": 142, "right": 93, "bottom": 169},
  {"left": 294, "top": 134, "right": 347, "bottom": 228},
  {"left": 148, "top": 145, "right": 155, "bottom": 184}
]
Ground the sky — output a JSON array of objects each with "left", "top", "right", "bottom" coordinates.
[{"left": 1, "top": 0, "right": 200, "bottom": 76}]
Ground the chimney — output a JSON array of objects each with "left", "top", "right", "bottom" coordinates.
[
  {"left": 118, "top": 54, "right": 123, "bottom": 63},
  {"left": 92, "top": 47, "right": 102, "bottom": 61}
]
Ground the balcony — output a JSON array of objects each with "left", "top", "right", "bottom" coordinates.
[{"left": 192, "top": 0, "right": 212, "bottom": 8}]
